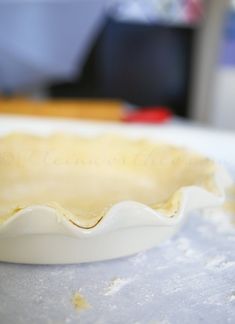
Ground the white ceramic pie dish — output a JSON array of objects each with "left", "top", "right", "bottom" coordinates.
[{"left": 0, "top": 116, "right": 233, "bottom": 264}]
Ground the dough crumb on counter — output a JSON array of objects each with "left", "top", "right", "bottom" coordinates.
[{"left": 72, "top": 292, "right": 90, "bottom": 311}]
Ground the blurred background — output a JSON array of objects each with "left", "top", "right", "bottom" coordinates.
[{"left": 0, "top": 0, "right": 234, "bottom": 129}]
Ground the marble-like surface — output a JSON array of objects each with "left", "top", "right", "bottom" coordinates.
[{"left": 0, "top": 205, "right": 235, "bottom": 324}]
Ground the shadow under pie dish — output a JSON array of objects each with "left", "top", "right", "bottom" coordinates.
[{"left": 0, "top": 133, "right": 232, "bottom": 264}]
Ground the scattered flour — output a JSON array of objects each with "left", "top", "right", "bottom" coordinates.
[
  {"left": 204, "top": 294, "right": 223, "bottom": 306},
  {"left": 176, "top": 237, "right": 199, "bottom": 258},
  {"left": 203, "top": 209, "right": 235, "bottom": 234},
  {"left": 205, "top": 256, "right": 235, "bottom": 270},
  {"left": 205, "top": 256, "right": 226, "bottom": 269},
  {"left": 104, "top": 277, "right": 133, "bottom": 296},
  {"left": 130, "top": 252, "right": 147, "bottom": 265},
  {"left": 229, "top": 292, "right": 235, "bottom": 302}
]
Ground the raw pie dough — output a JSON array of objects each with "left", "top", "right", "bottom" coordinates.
[{"left": 0, "top": 133, "right": 217, "bottom": 228}]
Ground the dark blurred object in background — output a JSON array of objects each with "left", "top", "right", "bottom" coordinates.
[{"left": 50, "top": 18, "right": 195, "bottom": 117}]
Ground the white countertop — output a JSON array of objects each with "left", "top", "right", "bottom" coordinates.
[{"left": 0, "top": 117, "right": 235, "bottom": 324}]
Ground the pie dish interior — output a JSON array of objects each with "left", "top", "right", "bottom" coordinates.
[{"left": 0, "top": 133, "right": 218, "bottom": 228}]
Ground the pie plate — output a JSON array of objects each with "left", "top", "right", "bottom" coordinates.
[{"left": 0, "top": 116, "right": 233, "bottom": 264}]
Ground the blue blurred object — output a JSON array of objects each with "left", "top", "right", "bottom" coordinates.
[
  {"left": 0, "top": 0, "right": 203, "bottom": 95},
  {"left": 220, "top": 9, "right": 235, "bottom": 66},
  {"left": 0, "top": 1, "right": 109, "bottom": 92}
]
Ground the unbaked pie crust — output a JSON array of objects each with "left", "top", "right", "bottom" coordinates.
[{"left": 0, "top": 133, "right": 220, "bottom": 228}]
